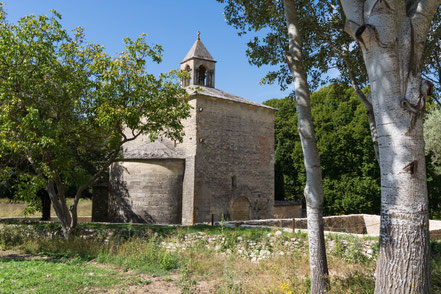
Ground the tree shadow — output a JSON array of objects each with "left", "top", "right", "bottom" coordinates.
[{"left": 108, "top": 162, "right": 155, "bottom": 224}]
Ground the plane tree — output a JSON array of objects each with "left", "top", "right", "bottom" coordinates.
[
  {"left": 339, "top": 0, "right": 440, "bottom": 292},
  {"left": 217, "top": 0, "right": 332, "bottom": 291},
  {"left": 218, "top": 0, "right": 441, "bottom": 292}
]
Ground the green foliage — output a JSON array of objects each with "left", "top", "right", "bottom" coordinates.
[
  {"left": 5, "top": 220, "right": 441, "bottom": 293},
  {"left": 263, "top": 96, "right": 302, "bottom": 200},
  {"left": 424, "top": 107, "right": 441, "bottom": 175},
  {"left": 265, "top": 84, "right": 381, "bottom": 215},
  {"left": 0, "top": 5, "right": 190, "bottom": 232},
  {"left": 97, "top": 238, "right": 181, "bottom": 276},
  {"left": 274, "top": 141, "right": 285, "bottom": 201},
  {"left": 424, "top": 107, "right": 441, "bottom": 218},
  {"left": 0, "top": 258, "right": 121, "bottom": 294},
  {"left": 329, "top": 234, "right": 372, "bottom": 264},
  {"left": 329, "top": 273, "right": 376, "bottom": 294},
  {"left": 216, "top": 0, "right": 367, "bottom": 91},
  {"left": 422, "top": 6, "right": 441, "bottom": 105}
]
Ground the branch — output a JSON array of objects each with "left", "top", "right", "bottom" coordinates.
[
  {"left": 422, "top": 73, "right": 439, "bottom": 85},
  {"left": 412, "top": 0, "right": 441, "bottom": 44},
  {"left": 423, "top": 23, "right": 441, "bottom": 62},
  {"left": 70, "top": 130, "right": 142, "bottom": 217},
  {"left": 436, "top": 50, "right": 441, "bottom": 85},
  {"left": 433, "top": 95, "right": 441, "bottom": 106},
  {"left": 328, "top": 41, "right": 380, "bottom": 162},
  {"left": 45, "top": 179, "right": 70, "bottom": 229},
  {"left": 318, "top": 0, "right": 338, "bottom": 11},
  {"left": 414, "top": 0, "right": 441, "bottom": 19},
  {"left": 340, "top": 0, "right": 364, "bottom": 36},
  {"left": 347, "top": 69, "right": 380, "bottom": 162}
]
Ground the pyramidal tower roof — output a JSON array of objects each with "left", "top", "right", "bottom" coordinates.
[{"left": 181, "top": 32, "right": 216, "bottom": 64}]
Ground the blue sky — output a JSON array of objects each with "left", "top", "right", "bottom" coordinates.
[{"left": 3, "top": 0, "right": 290, "bottom": 104}]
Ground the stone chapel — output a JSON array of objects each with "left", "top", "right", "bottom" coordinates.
[{"left": 97, "top": 34, "right": 277, "bottom": 225}]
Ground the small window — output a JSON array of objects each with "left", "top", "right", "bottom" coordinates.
[{"left": 232, "top": 175, "right": 237, "bottom": 188}]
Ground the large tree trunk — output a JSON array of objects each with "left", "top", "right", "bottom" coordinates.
[
  {"left": 46, "top": 180, "right": 73, "bottom": 238},
  {"left": 284, "top": 1, "right": 329, "bottom": 292},
  {"left": 340, "top": 0, "right": 441, "bottom": 292}
]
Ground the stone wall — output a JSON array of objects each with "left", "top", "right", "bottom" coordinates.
[
  {"left": 107, "top": 99, "right": 198, "bottom": 225},
  {"left": 223, "top": 214, "right": 370, "bottom": 234},
  {"left": 175, "top": 99, "right": 198, "bottom": 225},
  {"left": 273, "top": 201, "right": 302, "bottom": 219},
  {"left": 194, "top": 95, "right": 275, "bottom": 222},
  {"left": 105, "top": 95, "right": 275, "bottom": 225},
  {"left": 108, "top": 159, "right": 185, "bottom": 224}
]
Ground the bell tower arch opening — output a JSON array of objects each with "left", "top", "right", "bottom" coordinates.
[
  {"left": 198, "top": 65, "right": 207, "bottom": 86},
  {"left": 180, "top": 31, "right": 216, "bottom": 88}
]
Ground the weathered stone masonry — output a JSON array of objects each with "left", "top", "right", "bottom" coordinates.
[{"left": 102, "top": 34, "right": 276, "bottom": 225}]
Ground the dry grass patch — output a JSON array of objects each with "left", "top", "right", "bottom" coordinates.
[{"left": 0, "top": 198, "right": 92, "bottom": 218}]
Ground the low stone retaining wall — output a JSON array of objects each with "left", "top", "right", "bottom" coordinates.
[
  {"left": 220, "top": 214, "right": 441, "bottom": 240},
  {"left": 273, "top": 201, "right": 302, "bottom": 219},
  {"left": 221, "top": 214, "right": 369, "bottom": 234},
  {"left": 4, "top": 215, "right": 441, "bottom": 241}
]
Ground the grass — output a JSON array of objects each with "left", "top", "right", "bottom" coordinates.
[
  {"left": 0, "top": 222, "right": 440, "bottom": 293},
  {"left": 0, "top": 256, "right": 123, "bottom": 294},
  {"left": 96, "top": 237, "right": 182, "bottom": 276},
  {"left": 0, "top": 198, "right": 92, "bottom": 218}
]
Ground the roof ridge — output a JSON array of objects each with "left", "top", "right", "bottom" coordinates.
[{"left": 186, "top": 86, "right": 276, "bottom": 110}]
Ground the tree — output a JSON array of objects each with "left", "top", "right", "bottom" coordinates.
[
  {"left": 0, "top": 6, "right": 191, "bottom": 238},
  {"left": 218, "top": 1, "right": 330, "bottom": 291},
  {"left": 422, "top": 6, "right": 441, "bottom": 106},
  {"left": 310, "top": 84, "right": 381, "bottom": 215},
  {"left": 339, "top": 0, "right": 441, "bottom": 292},
  {"left": 425, "top": 106, "right": 441, "bottom": 175},
  {"left": 424, "top": 106, "right": 441, "bottom": 220},
  {"left": 274, "top": 141, "right": 286, "bottom": 201},
  {"left": 264, "top": 97, "right": 302, "bottom": 201},
  {"left": 283, "top": 2, "right": 329, "bottom": 291},
  {"left": 265, "top": 84, "right": 381, "bottom": 215},
  {"left": 221, "top": 0, "right": 381, "bottom": 162}
]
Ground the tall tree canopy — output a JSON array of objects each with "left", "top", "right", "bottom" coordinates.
[
  {"left": 265, "top": 83, "right": 381, "bottom": 215},
  {"left": 266, "top": 84, "right": 441, "bottom": 218},
  {"left": 219, "top": 0, "right": 441, "bottom": 291},
  {"left": 0, "top": 6, "right": 191, "bottom": 237},
  {"left": 425, "top": 106, "right": 441, "bottom": 175}
]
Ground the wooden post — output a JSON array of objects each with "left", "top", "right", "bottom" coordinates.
[
  {"left": 211, "top": 214, "right": 214, "bottom": 226},
  {"left": 292, "top": 218, "right": 296, "bottom": 232}
]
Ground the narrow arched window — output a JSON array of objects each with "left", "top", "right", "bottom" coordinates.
[{"left": 198, "top": 65, "right": 206, "bottom": 86}]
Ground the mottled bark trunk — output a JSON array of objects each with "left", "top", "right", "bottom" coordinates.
[
  {"left": 46, "top": 180, "right": 72, "bottom": 238},
  {"left": 372, "top": 70, "right": 431, "bottom": 294},
  {"left": 284, "top": 0, "right": 329, "bottom": 292},
  {"left": 340, "top": 0, "right": 441, "bottom": 292}
]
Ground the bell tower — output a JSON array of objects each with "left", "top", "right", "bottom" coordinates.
[{"left": 181, "top": 32, "right": 216, "bottom": 88}]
